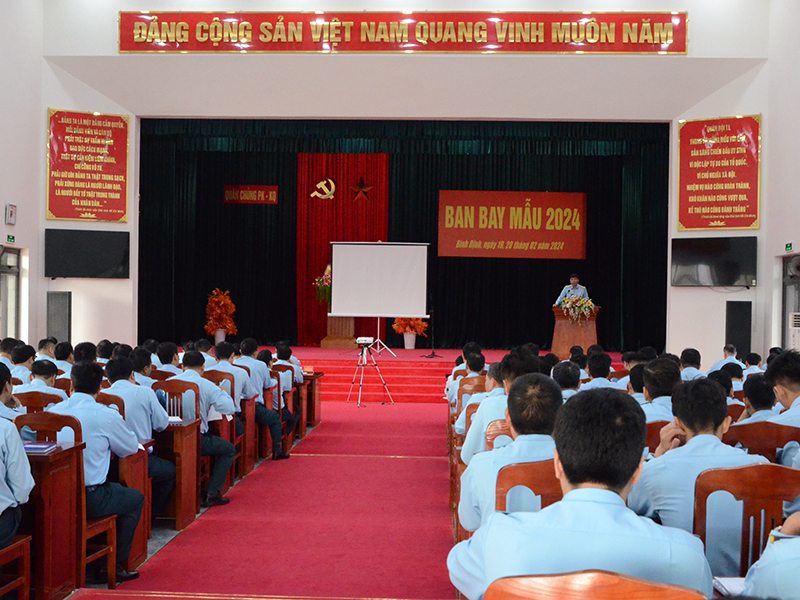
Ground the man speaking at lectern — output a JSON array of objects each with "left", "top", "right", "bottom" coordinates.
[{"left": 553, "top": 274, "right": 589, "bottom": 306}]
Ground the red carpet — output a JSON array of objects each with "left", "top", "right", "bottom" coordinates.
[{"left": 120, "top": 402, "right": 456, "bottom": 600}]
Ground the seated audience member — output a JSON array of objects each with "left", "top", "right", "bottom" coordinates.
[
  {"left": 48, "top": 362, "right": 143, "bottom": 581},
  {"left": 568, "top": 352, "right": 589, "bottom": 380},
  {"left": 129, "top": 348, "right": 156, "bottom": 388},
  {"left": 628, "top": 378, "right": 769, "bottom": 575},
  {"left": 735, "top": 374, "right": 776, "bottom": 424},
  {"left": 172, "top": 351, "right": 235, "bottom": 506},
  {"left": 639, "top": 346, "right": 658, "bottom": 362},
  {"left": 10, "top": 345, "right": 35, "bottom": 383},
  {"left": 447, "top": 352, "right": 485, "bottom": 406},
  {"left": 275, "top": 342, "right": 303, "bottom": 385},
  {"left": 743, "top": 353, "right": 762, "bottom": 378},
  {"left": 659, "top": 353, "right": 681, "bottom": 366},
  {"left": 141, "top": 339, "right": 162, "bottom": 368},
  {"left": 156, "top": 342, "right": 182, "bottom": 376},
  {"left": 458, "top": 373, "right": 561, "bottom": 531},
  {"left": 765, "top": 350, "right": 800, "bottom": 467},
  {"left": 54, "top": 341, "right": 74, "bottom": 378},
  {"left": 614, "top": 351, "right": 646, "bottom": 387},
  {"left": 579, "top": 352, "right": 623, "bottom": 391},
  {"left": 765, "top": 347, "right": 783, "bottom": 372},
  {"left": 552, "top": 361, "right": 580, "bottom": 402},
  {"left": 73, "top": 341, "right": 97, "bottom": 364},
  {"left": 13, "top": 359, "right": 68, "bottom": 402},
  {"left": 743, "top": 510, "right": 800, "bottom": 598},
  {"left": 586, "top": 344, "right": 604, "bottom": 355},
  {"left": 194, "top": 339, "right": 217, "bottom": 368},
  {"left": 446, "top": 342, "right": 482, "bottom": 394},
  {"left": 106, "top": 358, "right": 175, "bottom": 518},
  {"left": 111, "top": 344, "right": 133, "bottom": 360},
  {"left": 627, "top": 363, "right": 646, "bottom": 405},
  {"left": 235, "top": 338, "right": 289, "bottom": 460},
  {"left": 0, "top": 364, "right": 34, "bottom": 549},
  {"left": 461, "top": 349, "right": 540, "bottom": 464},
  {"left": 455, "top": 363, "right": 503, "bottom": 436},
  {"left": 207, "top": 342, "right": 257, "bottom": 436},
  {"left": 640, "top": 358, "right": 681, "bottom": 422},
  {"left": 36, "top": 338, "right": 56, "bottom": 363},
  {"left": 96, "top": 339, "right": 114, "bottom": 365},
  {"left": 0, "top": 338, "right": 17, "bottom": 371},
  {"left": 177, "top": 341, "right": 193, "bottom": 363},
  {"left": 707, "top": 369, "right": 743, "bottom": 405},
  {"left": 448, "top": 388, "right": 713, "bottom": 600},
  {"left": 721, "top": 362, "right": 745, "bottom": 392},
  {"left": 680, "top": 348, "right": 706, "bottom": 381},
  {"left": 707, "top": 343, "right": 745, "bottom": 374},
  {"left": 542, "top": 353, "right": 559, "bottom": 372},
  {"left": 256, "top": 349, "right": 299, "bottom": 440}
]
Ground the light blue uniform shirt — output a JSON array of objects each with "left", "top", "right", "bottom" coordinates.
[
  {"left": 735, "top": 409, "right": 775, "bottom": 425},
  {"left": 133, "top": 372, "right": 156, "bottom": 388},
  {"left": 769, "top": 395, "right": 800, "bottom": 467},
  {"left": 159, "top": 363, "right": 182, "bottom": 376},
  {"left": 455, "top": 388, "right": 503, "bottom": 436},
  {"left": 207, "top": 361, "right": 257, "bottom": 412},
  {"left": 628, "top": 434, "right": 769, "bottom": 576},
  {"left": 200, "top": 352, "right": 217, "bottom": 368},
  {"left": 170, "top": 370, "right": 234, "bottom": 434},
  {"left": 461, "top": 393, "right": 509, "bottom": 465},
  {"left": 47, "top": 392, "right": 139, "bottom": 486},
  {"left": 275, "top": 358, "right": 303, "bottom": 384},
  {"left": 448, "top": 371, "right": 480, "bottom": 406},
  {"left": 554, "top": 283, "right": 589, "bottom": 304},
  {"left": 0, "top": 418, "right": 34, "bottom": 513},
  {"left": 0, "top": 357, "right": 13, "bottom": 372},
  {"left": 448, "top": 487, "right": 713, "bottom": 600},
  {"left": 458, "top": 433, "right": 555, "bottom": 531},
  {"left": 744, "top": 533, "right": 800, "bottom": 599},
  {"left": 562, "top": 389, "right": 579, "bottom": 403},
  {"left": 681, "top": 366, "right": 706, "bottom": 381},
  {"left": 13, "top": 378, "right": 68, "bottom": 403},
  {"left": 10, "top": 366, "right": 30, "bottom": 383},
  {"left": 107, "top": 379, "right": 169, "bottom": 444},
  {"left": 742, "top": 365, "right": 761, "bottom": 378},
  {"left": 630, "top": 392, "right": 647, "bottom": 405},
  {"left": 707, "top": 356, "right": 746, "bottom": 374},
  {"left": 54, "top": 360, "right": 72, "bottom": 377},
  {"left": 580, "top": 377, "right": 626, "bottom": 391},
  {"left": 234, "top": 355, "right": 271, "bottom": 404},
  {"left": 641, "top": 396, "right": 674, "bottom": 423}
]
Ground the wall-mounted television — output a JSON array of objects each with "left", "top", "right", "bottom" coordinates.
[
  {"left": 45, "top": 229, "right": 130, "bottom": 279},
  {"left": 671, "top": 236, "right": 757, "bottom": 287}
]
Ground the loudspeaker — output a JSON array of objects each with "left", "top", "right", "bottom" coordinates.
[
  {"left": 47, "top": 292, "right": 71, "bottom": 343},
  {"left": 725, "top": 301, "right": 752, "bottom": 358}
]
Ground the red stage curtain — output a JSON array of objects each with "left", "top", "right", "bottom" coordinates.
[{"left": 296, "top": 153, "right": 389, "bottom": 346}]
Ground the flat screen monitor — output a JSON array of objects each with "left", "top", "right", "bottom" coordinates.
[
  {"left": 671, "top": 236, "right": 756, "bottom": 287},
  {"left": 45, "top": 229, "right": 130, "bottom": 279}
]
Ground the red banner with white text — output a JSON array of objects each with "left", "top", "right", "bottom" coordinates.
[
  {"left": 119, "top": 12, "right": 686, "bottom": 54},
  {"left": 678, "top": 115, "right": 761, "bottom": 230},
  {"left": 438, "top": 191, "right": 586, "bottom": 259}
]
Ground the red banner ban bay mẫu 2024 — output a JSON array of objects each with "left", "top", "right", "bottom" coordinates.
[{"left": 438, "top": 191, "right": 586, "bottom": 259}]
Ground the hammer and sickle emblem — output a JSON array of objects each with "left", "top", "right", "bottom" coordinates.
[{"left": 310, "top": 178, "right": 336, "bottom": 200}]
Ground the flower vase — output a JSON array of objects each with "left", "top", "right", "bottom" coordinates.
[
  {"left": 214, "top": 328, "right": 225, "bottom": 344},
  {"left": 403, "top": 332, "right": 416, "bottom": 350}
]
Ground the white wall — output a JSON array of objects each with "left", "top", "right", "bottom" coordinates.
[{"left": 2, "top": 0, "right": 790, "bottom": 348}]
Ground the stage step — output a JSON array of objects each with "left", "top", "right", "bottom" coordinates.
[{"left": 307, "top": 359, "right": 452, "bottom": 404}]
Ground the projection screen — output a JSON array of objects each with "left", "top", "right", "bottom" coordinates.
[{"left": 329, "top": 242, "right": 429, "bottom": 318}]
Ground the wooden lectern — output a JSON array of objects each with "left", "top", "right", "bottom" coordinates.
[{"left": 552, "top": 306, "right": 599, "bottom": 360}]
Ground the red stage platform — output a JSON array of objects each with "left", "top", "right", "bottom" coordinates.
[{"left": 289, "top": 347, "right": 622, "bottom": 404}]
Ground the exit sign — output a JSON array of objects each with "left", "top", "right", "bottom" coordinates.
[
  {"left": 5, "top": 235, "right": 14, "bottom": 243},
  {"left": 787, "top": 243, "right": 794, "bottom": 253}
]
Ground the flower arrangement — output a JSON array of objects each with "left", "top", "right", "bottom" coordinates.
[
  {"left": 392, "top": 318, "right": 429, "bottom": 337},
  {"left": 313, "top": 265, "right": 332, "bottom": 307},
  {"left": 559, "top": 297, "right": 596, "bottom": 324},
  {"left": 205, "top": 288, "right": 238, "bottom": 336}
]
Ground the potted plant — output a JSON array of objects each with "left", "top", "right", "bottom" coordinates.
[
  {"left": 392, "top": 318, "right": 428, "bottom": 349},
  {"left": 205, "top": 288, "right": 238, "bottom": 343},
  {"left": 558, "top": 296, "right": 596, "bottom": 325},
  {"left": 313, "top": 265, "right": 332, "bottom": 309}
]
